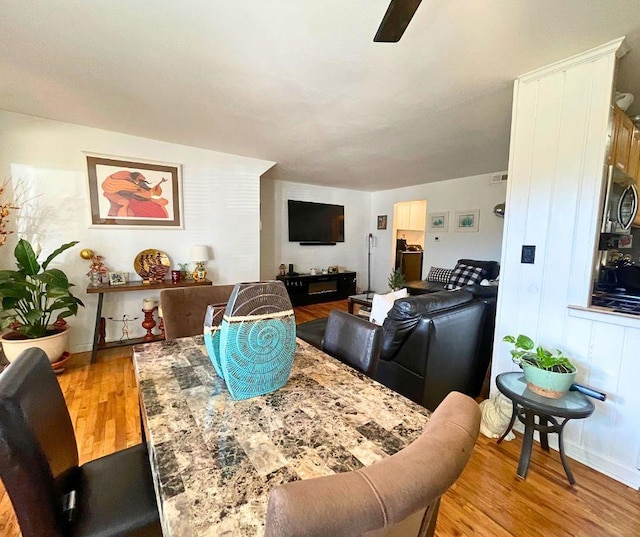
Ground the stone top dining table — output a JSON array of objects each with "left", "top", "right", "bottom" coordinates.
[{"left": 133, "top": 335, "right": 430, "bottom": 537}]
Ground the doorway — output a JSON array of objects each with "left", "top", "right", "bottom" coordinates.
[{"left": 393, "top": 200, "right": 427, "bottom": 281}]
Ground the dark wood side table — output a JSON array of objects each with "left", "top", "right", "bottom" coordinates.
[
  {"left": 496, "top": 372, "right": 595, "bottom": 485},
  {"left": 86, "top": 279, "right": 212, "bottom": 363}
]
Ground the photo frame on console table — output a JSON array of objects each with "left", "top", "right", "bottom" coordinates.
[
  {"left": 108, "top": 271, "right": 128, "bottom": 286},
  {"left": 85, "top": 154, "right": 183, "bottom": 228}
]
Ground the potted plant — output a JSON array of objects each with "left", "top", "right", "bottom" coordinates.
[
  {"left": 0, "top": 239, "right": 84, "bottom": 363},
  {"left": 387, "top": 268, "right": 405, "bottom": 291},
  {"left": 502, "top": 334, "right": 577, "bottom": 399}
]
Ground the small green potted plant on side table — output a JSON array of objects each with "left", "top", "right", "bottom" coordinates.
[
  {"left": 502, "top": 334, "right": 577, "bottom": 399},
  {"left": 0, "top": 239, "right": 85, "bottom": 364}
]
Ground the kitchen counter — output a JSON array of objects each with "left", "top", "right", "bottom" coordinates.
[{"left": 133, "top": 336, "right": 430, "bottom": 536}]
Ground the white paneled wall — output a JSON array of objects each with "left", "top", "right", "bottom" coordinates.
[
  {"left": 0, "top": 110, "right": 274, "bottom": 352},
  {"left": 493, "top": 38, "right": 640, "bottom": 487}
]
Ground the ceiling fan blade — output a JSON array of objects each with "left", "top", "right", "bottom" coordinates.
[{"left": 374, "top": 0, "right": 423, "bottom": 42}]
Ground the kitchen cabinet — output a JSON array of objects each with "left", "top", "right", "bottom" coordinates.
[
  {"left": 395, "top": 200, "right": 426, "bottom": 230},
  {"left": 409, "top": 200, "right": 426, "bottom": 230},
  {"left": 611, "top": 105, "right": 635, "bottom": 174},
  {"left": 394, "top": 202, "right": 409, "bottom": 230},
  {"left": 628, "top": 127, "right": 640, "bottom": 181},
  {"left": 607, "top": 107, "right": 640, "bottom": 228}
]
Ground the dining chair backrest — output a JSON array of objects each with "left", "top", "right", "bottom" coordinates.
[
  {"left": 1, "top": 348, "right": 162, "bottom": 537},
  {"left": 265, "top": 391, "right": 480, "bottom": 537},
  {"left": 0, "top": 348, "right": 79, "bottom": 537},
  {"left": 160, "top": 284, "right": 235, "bottom": 339},
  {"left": 323, "top": 309, "right": 383, "bottom": 376}
]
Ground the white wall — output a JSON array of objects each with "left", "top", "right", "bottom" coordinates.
[
  {"left": 260, "top": 175, "right": 372, "bottom": 287},
  {"left": 370, "top": 173, "right": 507, "bottom": 292},
  {"left": 493, "top": 39, "right": 640, "bottom": 488},
  {"left": 0, "top": 110, "right": 274, "bottom": 352}
]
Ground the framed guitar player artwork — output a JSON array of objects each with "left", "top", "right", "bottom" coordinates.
[{"left": 85, "top": 154, "right": 183, "bottom": 228}]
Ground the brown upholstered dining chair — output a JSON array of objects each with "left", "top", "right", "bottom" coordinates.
[
  {"left": 322, "top": 309, "right": 383, "bottom": 376},
  {"left": 0, "top": 348, "right": 161, "bottom": 537},
  {"left": 265, "top": 391, "right": 480, "bottom": 537},
  {"left": 159, "top": 284, "right": 235, "bottom": 339}
]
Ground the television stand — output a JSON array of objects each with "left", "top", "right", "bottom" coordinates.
[{"left": 277, "top": 271, "right": 356, "bottom": 307}]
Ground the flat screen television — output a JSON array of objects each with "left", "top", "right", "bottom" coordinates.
[{"left": 288, "top": 200, "right": 344, "bottom": 244}]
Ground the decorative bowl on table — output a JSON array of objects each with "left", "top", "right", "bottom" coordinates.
[
  {"left": 203, "top": 303, "right": 227, "bottom": 379},
  {"left": 218, "top": 281, "right": 296, "bottom": 400}
]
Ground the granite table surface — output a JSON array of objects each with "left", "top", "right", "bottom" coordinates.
[{"left": 133, "top": 336, "right": 431, "bottom": 537}]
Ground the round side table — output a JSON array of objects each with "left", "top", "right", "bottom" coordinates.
[{"left": 496, "top": 372, "right": 595, "bottom": 485}]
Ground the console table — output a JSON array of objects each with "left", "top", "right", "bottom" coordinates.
[
  {"left": 276, "top": 271, "right": 356, "bottom": 307},
  {"left": 86, "top": 279, "right": 212, "bottom": 362}
]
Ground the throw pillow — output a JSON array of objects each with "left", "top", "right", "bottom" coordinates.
[
  {"left": 427, "top": 266, "right": 453, "bottom": 283},
  {"left": 369, "top": 288, "right": 408, "bottom": 325},
  {"left": 444, "top": 263, "right": 485, "bottom": 290}
]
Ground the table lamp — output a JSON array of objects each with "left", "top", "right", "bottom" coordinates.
[{"left": 190, "top": 245, "right": 210, "bottom": 282}]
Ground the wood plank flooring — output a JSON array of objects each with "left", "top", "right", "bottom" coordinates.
[{"left": 1, "top": 300, "right": 638, "bottom": 536}]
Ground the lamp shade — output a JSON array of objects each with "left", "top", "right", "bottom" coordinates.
[{"left": 190, "top": 245, "right": 210, "bottom": 262}]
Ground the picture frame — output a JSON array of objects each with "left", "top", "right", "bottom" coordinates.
[
  {"left": 455, "top": 209, "right": 480, "bottom": 232},
  {"left": 427, "top": 211, "right": 449, "bottom": 232},
  {"left": 85, "top": 154, "right": 183, "bottom": 228},
  {"left": 377, "top": 215, "right": 388, "bottom": 230},
  {"left": 108, "top": 271, "right": 128, "bottom": 286}
]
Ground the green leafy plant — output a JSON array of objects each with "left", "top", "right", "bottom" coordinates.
[
  {"left": 178, "top": 262, "right": 192, "bottom": 280},
  {"left": 387, "top": 268, "right": 405, "bottom": 291},
  {"left": 502, "top": 334, "right": 575, "bottom": 373},
  {"left": 0, "top": 239, "right": 84, "bottom": 338}
]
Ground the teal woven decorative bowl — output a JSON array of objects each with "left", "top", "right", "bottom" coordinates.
[
  {"left": 219, "top": 281, "right": 296, "bottom": 400},
  {"left": 203, "top": 304, "right": 227, "bottom": 379}
]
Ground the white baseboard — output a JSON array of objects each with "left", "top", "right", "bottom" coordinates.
[
  {"left": 563, "top": 440, "right": 640, "bottom": 489},
  {"left": 70, "top": 342, "right": 97, "bottom": 354},
  {"left": 513, "top": 423, "right": 639, "bottom": 489}
]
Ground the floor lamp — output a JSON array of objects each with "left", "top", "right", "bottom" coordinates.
[{"left": 366, "top": 233, "right": 374, "bottom": 296}]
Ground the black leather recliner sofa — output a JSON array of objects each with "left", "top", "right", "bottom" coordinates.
[
  {"left": 405, "top": 258, "right": 500, "bottom": 295},
  {"left": 297, "top": 286, "right": 497, "bottom": 410}
]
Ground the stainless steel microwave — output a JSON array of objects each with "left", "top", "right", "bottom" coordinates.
[{"left": 601, "top": 166, "right": 638, "bottom": 233}]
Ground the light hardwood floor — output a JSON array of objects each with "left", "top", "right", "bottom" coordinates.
[{"left": 1, "top": 300, "right": 638, "bottom": 536}]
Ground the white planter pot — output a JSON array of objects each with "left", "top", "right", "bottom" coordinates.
[{"left": 0, "top": 327, "right": 69, "bottom": 364}]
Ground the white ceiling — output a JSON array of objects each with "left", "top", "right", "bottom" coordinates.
[{"left": 2, "top": 1, "right": 640, "bottom": 191}]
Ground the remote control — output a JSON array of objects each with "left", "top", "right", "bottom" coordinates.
[{"left": 570, "top": 383, "right": 606, "bottom": 401}]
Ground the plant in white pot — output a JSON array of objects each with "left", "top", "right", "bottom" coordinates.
[
  {"left": 0, "top": 239, "right": 84, "bottom": 363},
  {"left": 387, "top": 268, "right": 405, "bottom": 291},
  {"left": 502, "top": 334, "right": 577, "bottom": 399}
]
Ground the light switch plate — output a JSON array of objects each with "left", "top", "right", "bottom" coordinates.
[{"left": 521, "top": 245, "right": 536, "bottom": 264}]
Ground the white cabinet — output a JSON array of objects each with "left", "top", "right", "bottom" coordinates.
[
  {"left": 395, "top": 200, "right": 426, "bottom": 230},
  {"left": 409, "top": 200, "right": 426, "bottom": 231}
]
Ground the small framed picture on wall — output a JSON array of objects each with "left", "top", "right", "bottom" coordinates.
[
  {"left": 455, "top": 209, "right": 480, "bottom": 232},
  {"left": 377, "top": 215, "right": 388, "bottom": 230},
  {"left": 427, "top": 211, "right": 449, "bottom": 232}
]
